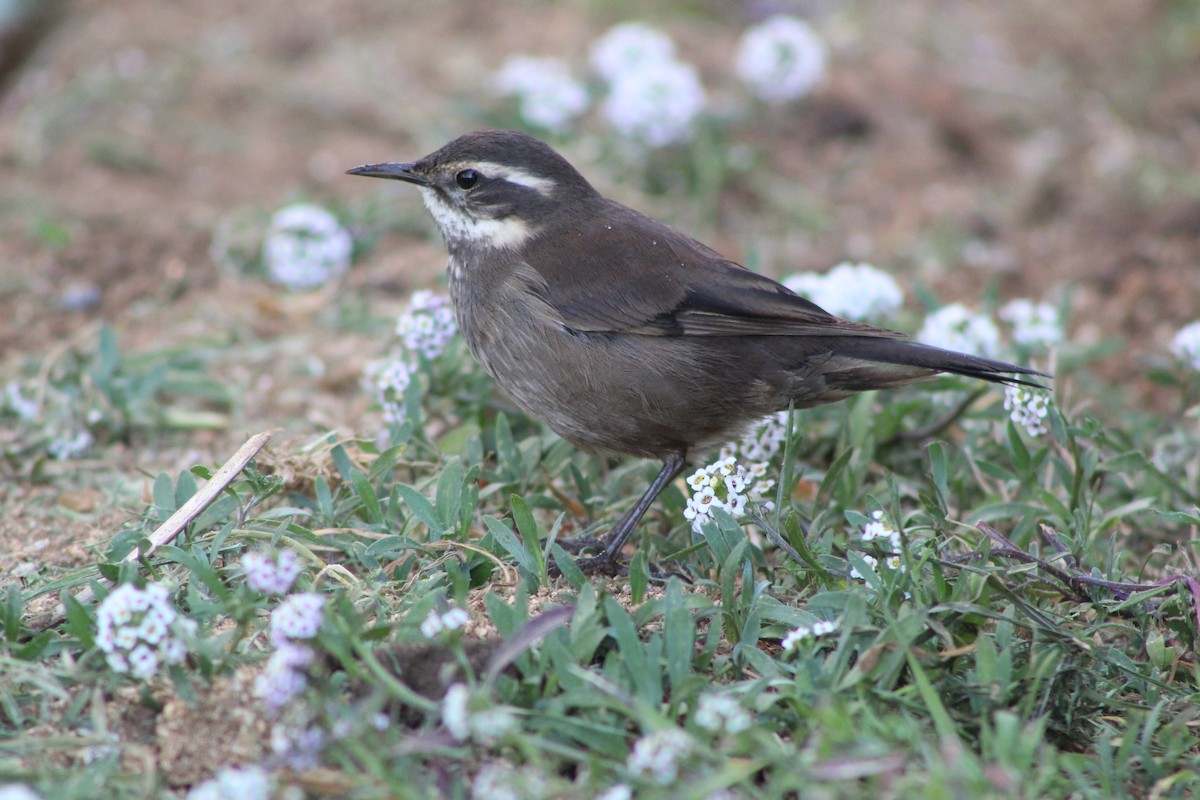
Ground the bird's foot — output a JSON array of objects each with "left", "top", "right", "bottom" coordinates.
[
  {"left": 548, "top": 552, "right": 626, "bottom": 578},
  {"left": 554, "top": 535, "right": 607, "bottom": 555},
  {"left": 548, "top": 551, "right": 693, "bottom": 583}
]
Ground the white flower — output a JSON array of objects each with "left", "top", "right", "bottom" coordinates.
[
  {"left": 627, "top": 728, "right": 694, "bottom": 785},
  {"left": 1004, "top": 385, "right": 1051, "bottom": 437},
  {"left": 47, "top": 429, "right": 94, "bottom": 460},
  {"left": 254, "top": 642, "right": 314, "bottom": 709},
  {"left": 590, "top": 22, "right": 677, "bottom": 83},
  {"left": 783, "top": 262, "right": 903, "bottom": 321},
  {"left": 1170, "top": 321, "right": 1200, "bottom": 370},
  {"left": 470, "top": 706, "right": 518, "bottom": 744},
  {"left": 736, "top": 15, "right": 828, "bottom": 104},
  {"left": 999, "top": 299, "right": 1063, "bottom": 347},
  {"left": 186, "top": 765, "right": 272, "bottom": 800},
  {"left": 781, "top": 618, "right": 838, "bottom": 650},
  {"left": 95, "top": 583, "right": 193, "bottom": 680},
  {"left": 684, "top": 454, "right": 776, "bottom": 531},
  {"left": 917, "top": 303, "right": 1001, "bottom": 358},
  {"left": 443, "top": 683, "right": 472, "bottom": 741},
  {"left": 270, "top": 721, "right": 325, "bottom": 772},
  {"left": 595, "top": 786, "right": 634, "bottom": 800},
  {"left": 848, "top": 553, "right": 878, "bottom": 580},
  {"left": 860, "top": 510, "right": 901, "bottom": 551},
  {"left": 365, "top": 356, "right": 415, "bottom": 425},
  {"left": 0, "top": 785, "right": 43, "bottom": 800},
  {"left": 493, "top": 56, "right": 589, "bottom": 134},
  {"left": 420, "top": 606, "right": 471, "bottom": 638},
  {"left": 602, "top": 59, "right": 706, "bottom": 148},
  {"left": 694, "top": 693, "right": 752, "bottom": 734},
  {"left": 262, "top": 204, "right": 352, "bottom": 290},
  {"left": 442, "top": 683, "right": 516, "bottom": 744},
  {"left": 471, "top": 764, "right": 545, "bottom": 800},
  {"left": 269, "top": 592, "right": 325, "bottom": 645},
  {"left": 397, "top": 290, "right": 458, "bottom": 360},
  {"left": 722, "top": 410, "right": 790, "bottom": 464},
  {"left": 242, "top": 549, "right": 302, "bottom": 595},
  {"left": 5, "top": 382, "right": 39, "bottom": 421}
]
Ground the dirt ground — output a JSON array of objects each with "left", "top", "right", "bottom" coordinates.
[{"left": 1, "top": 0, "right": 1198, "bottom": 785}]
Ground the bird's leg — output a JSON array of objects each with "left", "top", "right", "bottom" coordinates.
[{"left": 554, "top": 452, "right": 688, "bottom": 575}]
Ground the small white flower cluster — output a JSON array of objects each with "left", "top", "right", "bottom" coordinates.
[
  {"left": 683, "top": 455, "right": 771, "bottom": 532},
  {"left": 262, "top": 204, "right": 352, "bottom": 290},
  {"left": 3, "top": 382, "right": 38, "bottom": 421},
  {"left": 780, "top": 618, "right": 838, "bottom": 651},
  {"left": 999, "top": 299, "right": 1063, "bottom": 348},
  {"left": 254, "top": 592, "right": 326, "bottom": 709},
  {"left": 591, "top": 22, "right": 706, "bottom": 148},
  {"left": 0, "top": 785, "right": 43, "bottom": 800},
  {"left": 693, "top": 693, "right": 752, "bottom": 735},
  {"left": 186, "top": 765, "right": 271, "bottom": 800},
  {"left": 627, "top": 728, "right": 694, "bottom": 785},
  {"left": 783, "top": 262, "right": 903, "bottom": 322},
  {"left": 850, "top": 510, "right": 904, "bottom": 580},
  {"left": 419, "top": 606, "right": 471, "bottom": 638},
  {"left": 270, "top": 718, "right": 326, "bottom": 772},
  {"left": 917, "top": 303, "right": 1001, "bottom": 359},
  {"left": 595, "top": 786, "right": 634, "bottom": 800},
  {"left": 364, "top": 356, "right": 415, "bottom": 426},
  {"left": 397, "top": 290, "right": 458, "bottom": 360},
  {"left": 471, "top": 764, "right": 547, "bottom": 800},
  {"left": 721, "top": 410, "right": 789, "bottom": 464},
  {"left": 46, "top": 429, "right": 95, "bottom": 461},
  {"left": 95, "top": 583, "right": 195, "bottom": 679},
  {"left": 269, "top": 592, "right": 325, "bottom": 646},
  {"left": 1004, "top": 385, "right": 1051, "bottom": 437},
  {"left": 735, "top": 15, "right": 828, "bottom": 104},
  {"left": 1171, "top": 321, "right": 1200, "bottom": 371},
  {"left": 590, "top": 23, "right": 677, "bottom": 82},
  {"left": 601, "top": 60, "right": 706, "bottom": 148},
  {"left": 493, "top": 56, "right": 589, "bottom": 134},
  {"left": 241, "top": 548, "right": 302, "bottom": 595},
  {"left": 443, "top": 683, "right": 518, "bottom": 744}
]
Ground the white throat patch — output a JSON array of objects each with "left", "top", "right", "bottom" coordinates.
[{"left": 419, "top": 188, "right": 533, "bottom": 250}]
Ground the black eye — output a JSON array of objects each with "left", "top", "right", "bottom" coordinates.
[{"left": 455, "top": 169, "right": 480, "bottom": 190}]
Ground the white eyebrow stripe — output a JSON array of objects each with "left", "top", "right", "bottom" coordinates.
[{"left": 472, "top": 161, "right": 557, "bottom": 195}]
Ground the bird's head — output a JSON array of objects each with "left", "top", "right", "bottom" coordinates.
[{"left": 347, "top": 130, "right": 597, "bottom": 251}]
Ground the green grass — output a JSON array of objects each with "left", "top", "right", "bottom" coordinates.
[{"left": 2, "top": 306, "right": 1199, "bottom": 800}]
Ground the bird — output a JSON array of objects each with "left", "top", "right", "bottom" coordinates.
[{"left": 347, "top": 130, "right": 1045, "bottom": 574}]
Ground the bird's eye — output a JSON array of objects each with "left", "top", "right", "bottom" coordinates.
[{"left": 455, "top": 169, "right": 480, "bottom": 190}]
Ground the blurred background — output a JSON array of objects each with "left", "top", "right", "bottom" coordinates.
[{"left": 1, "top": 0, "right": 1199, "bottom": 458}]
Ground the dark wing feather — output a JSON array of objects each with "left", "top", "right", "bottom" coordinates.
[{"left": 518, "top": 200, "right": 904, "bottom": 340}]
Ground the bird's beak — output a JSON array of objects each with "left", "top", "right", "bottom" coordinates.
[{"left": 345, "top": 161, "right": 429, "bottom": 186}]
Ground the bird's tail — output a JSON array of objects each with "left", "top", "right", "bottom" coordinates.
[{"left": 805, "top": 337, "right": 1047, "bottom": 399}]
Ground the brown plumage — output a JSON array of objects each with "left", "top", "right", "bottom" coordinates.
[{"left": 349, "top": 130, "right": 1045, "bottom": 572}]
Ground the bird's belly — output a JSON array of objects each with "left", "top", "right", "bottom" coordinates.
[{"left": 452, "top": 290, "right": 781, "bottom": 458}]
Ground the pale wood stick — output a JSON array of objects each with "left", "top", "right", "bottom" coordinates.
[{"left": 30, "top": 431, "right": 271, "bottom": 631}]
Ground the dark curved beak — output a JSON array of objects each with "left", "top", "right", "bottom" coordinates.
[{"left": 345, "top": 161, "right": 429, "bottom": 186}]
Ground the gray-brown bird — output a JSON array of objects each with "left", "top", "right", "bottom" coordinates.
[{"left": 348, "top": 130, "right": 1043, "bottom": 573}]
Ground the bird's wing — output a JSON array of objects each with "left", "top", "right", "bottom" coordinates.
[{"left": 515, "top": 203, "right": 905, "bottom": 340}]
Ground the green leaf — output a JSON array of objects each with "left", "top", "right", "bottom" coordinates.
[
  {"left": 435, "top": 457, "right": 465, "bottom": 532},
  {"left": 350, "top": 472, "right": 382, "bottom": 524},
  {"left": 396, "top": 484, "right": 444, "bottom": 539},
  {"left": 550, "top": 544, "right": 586, "bottom": 590},
  {"left": 510, "top": 494, "right": 546, "bottom": 580},
  {"left": 663, "top": 578, "right": 694, "bottom": 692},
  {"left": 603, "top": 595, "right": 660, "bottom": 705},
  {"left": 484, "top": 515, "right": 538, "bottom": 576}
]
